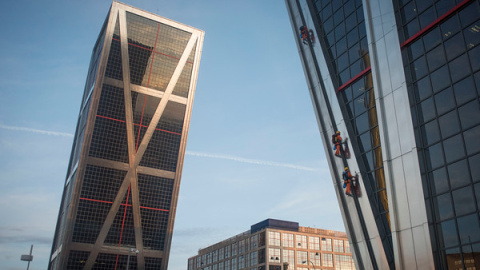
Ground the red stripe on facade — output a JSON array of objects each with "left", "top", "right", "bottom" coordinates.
[
  {"left": 115, "top": 185, "right": 131, "bottom": 269},
  {"left": 135, "top": 95, "right": 147, "bottom": 151},
  {"left": 139, "top": 206, "right": 169, "bottom": 212},
  {"left": 96, "top": 115, "right": 182, "bottom": 135},
  {"left": 96, "top": 115, "right": 126, "bottom": 123},
  {"left": 337, "top": 67, "right": 371, "bottom": 93},
  {"left": 79, "top": 197, "right": 112, "bottom": 204},
  {"left": 146, "top": 23, "right": 161, "bottom": 88},
  {"left": 118, "top": 186, "right": 131, "bottom": 244},
  {"left": 401, "top": 0, "right": 474, "bottom": 47},
  {"left": 79, "top": 197, "right": 169, "bottom": 212}
]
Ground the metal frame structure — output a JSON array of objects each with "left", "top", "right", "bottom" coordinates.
[{"left": 49, "top": 2, "right": 204, "bottom": 269}]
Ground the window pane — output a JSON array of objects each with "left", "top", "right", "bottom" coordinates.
[
  {"left": 459, "top": 1, "right": 480, "bottom": 27},
  {"left": 435, "top": 193, "right": 454, "bottom": 221},
  {"left": 431, "top": 167, "right": 449, "bottom": 195},
  {"left": 457, "top": 213, "right": 480, "bottom": 244},
  {"left": 425, "top": 142, "right": 445, "bottom": 170},
  {"left": 452, "top": 186, "right": 476, "bottom": 216},
  {"left": 469, "top": 154, "right": 480, "bottom": 183},
  {"left": 434, "top": 87, "right": 455, "bottom": 115},
  {"left": 440, "top": 219, "right": 459, "bottom": 248},
  {"left": 401, "top": 2, "right": 417, "bottom": 22},
  {"left": 355, "top": 112, "right": 370, "bottom": 134},
  {"left": 438, "top": 110, "right": 460, "bottom": 138},
  {"left": 418, "top": 97, "right": 436, "bottom": 123},
  {"left": 464, "top": 125, "right": 480, "bottom": 155},
  {"left": 431, "top": 65, "right": 451, "bottom": 93},
  {"left": 427, "top": 45, "right": 446, "bottom": 71},
  {"left": 464, "top": 20, "right": 480, "bottom": 49},
  {"left": 453, "top": 76, "right": 476, "bottom": 106},
  {"left": 408, "top": 39, "right": 425, "bottom": 61},
  {"left": 423, "top": 27, "right": 441, "bottom": 51},
  {"left": 443, "top": 134, "right": 465, "bottom": 163},
  {"left": 459, "top": 100, "right": 480, "bottom": 129},
  {"left": 359, "top": 131, "right": 372, "bottom": 152},
  {"left": 475, "top": 183, "right": 480, "bottom": 209},
  {"left": 444, "top": 33, "right": 466, "bottom": 61},
  {"left": 411, "top": 56, "right": 428, "bottom": 80},
  {"left": 419, "top": 6, "right": 436, "bottom": 29},
  {"left": 441, "top": 15, "right": 461, "bottom": 41},
  {"left": 449, "top": 54, "right": 470, "bottom": 83},
  {"left": 414, "top": 76, "right": 432, "bottom": 102},
  {"left": 421, "top": 120, "right": 440, "bottom": 145},
  {"left": 469, "top": 45, "right": 480, "bottom": 72},
  {"left": 448, "top": 159, "right": 470, "bottom": 189}
]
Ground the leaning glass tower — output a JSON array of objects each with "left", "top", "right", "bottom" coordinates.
[{"left": 48, "top": 2, "right": 204, "bottom": 269}]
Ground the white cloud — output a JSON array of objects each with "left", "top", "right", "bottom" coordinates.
[
  {"left": 0, "top": 124, "right": 73, "bottom": 138},
  {"left": 186, "top": 151, "right": 318, "bottom": 172}
]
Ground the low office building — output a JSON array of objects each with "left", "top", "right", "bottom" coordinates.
[{"left": 188, "top": 219, "right": 355, "bottom": 270}]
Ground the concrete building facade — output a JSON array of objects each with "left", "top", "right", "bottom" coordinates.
[{"left": 188, "top": 219, "right": 355, "bottom": 270}]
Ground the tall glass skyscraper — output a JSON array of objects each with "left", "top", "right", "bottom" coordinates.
[
  {"left": 48, "top": 2, "right": 204, "bottom": 269},
  {"left": 286, "top": 0, "right": 480, "bottom": 269}
]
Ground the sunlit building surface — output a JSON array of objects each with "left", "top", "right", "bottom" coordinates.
[
  {"left": 48, "top": 2, "right": 204, "bottom": 269},
  {"left": 188, "top": 219, "right": 355, "bottom": 270},
  {"left": 286, "top": 0, "right": 480, "bottom": 269}
]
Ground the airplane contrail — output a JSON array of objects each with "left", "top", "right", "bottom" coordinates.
[
  {"left": 0, "top": 124, "right": 318, "bottom": 172},
  {"left": 186, "top": 151, "right": 318, "bottom": 172},
  {"left": 0, "top": 124, "right": 74, "bottom": 137}
]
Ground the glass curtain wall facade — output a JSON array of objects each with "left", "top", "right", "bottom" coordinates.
[
  {"left": 287, "top": 0, "right": 480, "bottom": 269},
  {"left": 48, "top": 2, "right": 204, "bottom": 270},
  {"left": 394, "top": 0, "right": 480, "bottom": 268},
  {"left": 307, "top": 1, "right": 395, "bottom": 268}
]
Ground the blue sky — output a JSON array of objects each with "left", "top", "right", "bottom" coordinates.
[{"left": 0, "top": 1, "right": 343, "bottom": 269}]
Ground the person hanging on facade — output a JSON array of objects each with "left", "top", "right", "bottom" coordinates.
[
  {"left": 299, "top": 26, "right": 309, "bottom": 44},
  {"left": 332, "top": 131, "right": 343, "bottom": 157},
  {"left": 342, "top": 167, "right": 354, "bottom": 196}
]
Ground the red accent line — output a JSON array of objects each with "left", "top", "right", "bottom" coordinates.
[
  {"left": 96, "top": 115, "right": 182, "bottom": 135},
  {"left": 337, "top": 67, "right": 371, "bottom": 93},
  {"left": 115, "top": 185, "right": 131, "bottom": 269},
  {"left": 157, "top": 129, "right": 181, "bottom": 136},
  {"left": 134, "top": 24, "right": 161, "bottom": 152},
  {"left": 79, "top": 197, "right": 112, "bottom": 204},
  {"left": 139, "top": 206, "right": 169, "bottom": 212},
  {"left": 112, "top": 37, "right": 193, "bottom": 64},
  {"left": 118, "top": 186, "right": 131, "bottom": 245},
  {"left": 146, "top": 24, "right": 161, "bottom": 88},
  {"left": 79, "top": 197, "right": 169, "bottom": 212},
  {"left": 401, "top": 0, "right": 474, "bottom": 48},
  {"left": 135, "top": 95, "right": 147, "bottom": 151},
  {"left": 96, "top": 115, "right": 126, "bottom": 123}
]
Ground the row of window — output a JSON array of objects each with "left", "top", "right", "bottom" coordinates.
[
  {"left": 190, "top": 231, "right": 351, "bottom": 269},
  {"left": 267, "top": 231, "right": 350, "bottom": 253},
  {"left": 190, "top": 250, "right": 354, "bottom": 270}
]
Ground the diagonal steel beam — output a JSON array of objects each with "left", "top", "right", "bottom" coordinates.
[{"left": 133, "top": 33, "right": 198, "bottom": 166}]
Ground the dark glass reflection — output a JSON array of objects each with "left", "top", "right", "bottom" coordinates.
[
  {"left": 452, "top": 187, "right": 475, "bottom": 216},
  {"left": 448, "top": 159, "right": 470, "bottom": 189}
]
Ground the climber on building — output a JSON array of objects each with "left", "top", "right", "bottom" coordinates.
[
  {"left": 332, "top": 131, "right": 342, "bottom": 157},
  {"left": 342, "top": 167, "right": 353, "bottom": 196},
  {"left": 299, "top": 26, "right": 309, "bottom": 44}
]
